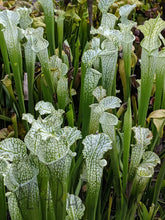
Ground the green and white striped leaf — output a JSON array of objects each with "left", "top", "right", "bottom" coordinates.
[
  {"left": 101, "top": 38, "right": 117, "bottom": 51},
  {"left": 141, "top": 151, "right": 160, "bottom": 168},
  {"left": 119, "top": 4, "right": 136, "bottom": 25},
  {"left": 0, "top": 11, "right": 20, "bottom": 42},
  {"left": 89, "top": 97, "right": 119, "bottom": 135},
  {"left": 118, "top": 18, "right": 135, "bottom": 101},
  {"left": 92, "top": 86, "right": 106, "bottom": 102},
  {"left": 0, "top": 138, "right": 27, "bottom": 161},
  {"left": 22, "top": 113, "right": 34, "bottom": 125},
  {"left": 130, "top": 156, "right": 159, "bottom": 206},
  {"left": 80, "top": 46, "right": 102, "bottom": 136},
  {"left": 5, "top": 156, "right": 41, "bottom": 220},
  {"left": 48, "top": 152, "right": 76, "bottom": 220},
  {"left": 83, "top": 68, "right": 102, "bottom": 100},
  {"left": 138, "top": 15, "right": 165, "bottom": 52},
  {"left": 57, "top": 76, "right": 70, "bottom": 110},
  {"left": 24, "top": 101, "right": 82, "bottom": 220},
  {"left": 91, "top": 37, "right": 100, "bottom": 51},
  {"left": 24, "top": 112, "right": 63, "bottom": 138},
  {"left": 24, "top": 122, "right": 64, "bottom": 156},
  {"left": 24, "top": 101, "right": 81, "bottom": 163},
  {"left": 98, "top": 0, "right": 116, "bottom": 13},
  {"left": 22, "top": 26, "right": 36, "bottom": 114},
  {"left": 23, "top": 27, "right": 54, "bottom": 98},
  {"left": 99, "top": 112, "right": 118, "bottom": 126},
  {"left": 5, "top": 156, "right": 39, "bottom": 191},
  {"left": 32, "top": 27, "right": 49, "bottom": 53},
  {"left": 35, "top": 101, "right": 64, "bottom": 132},
  {"left": 89, "top": 104, "right": 105, "bottom": 134},
  {"left": 36, "top": 137, "right": 71, "bottom": 164},
  {"left": 136, "top": 151, "right": 160, "bottom": 178},
  {"left": 49, "top": 55, "right": 68, "bottom": 91},
  {"left": 0, "top": 157, "right": 10, "bottom": 175},
  {"left": 23, "top": 102, "right": 65, "bottom": 146},
  {"left": 17, "top": 7, "right": 33, "bottom": 30},
  {"left": 35, "top": 101, "right": 55, "bottom": 115},
  {"left": 101, "top": 13, "right": 117, "bottom": 30},
  {"left": 7, "top": 192, "right": 23, "bottom": 220},
  {"left": 138, "top": 19, "right": 163, "bottom": 125},
  {"left": 129, "top": 127, "right": 153, "bottom": 180},
  {"left": 66, "top": 194, "right": 85, "bottom": 220},
  {"left": 82, "top": 49, "right": 101, "bottom": 68},
  {"left": 0, "top": 10, "right": 26, "bottom": 117},
  {"left": 132, "top": 164, "right": 154, "bottom": 196},
  {"left": 30, "top": 135, "right": 77, "bottom": 165},
  {"left": 82, "top": 133, "right": 112, "bottom": 220},
  {"left": 55, "top": 9, "right": 65, "bottom": 24},
  {"left": 119, "top": 24, "right": 135, "bottom": 49},
  {"left": 58, "top": 127, "right": 82, "bottom": 147},
  {"left": 80, "top": 66, "right": 102, "bottom": 136},
  {"left": 99, "top": 112, "right": 118, "bottom": 140},
  {"left": 91, "top": 27, "right": 121, "bottom": 46},
  {"left": 91, "top": 38, "right": 101, "bottom": 70},
  {"left": 154, "top": 48, "right": 165, "bottom": 110},
  {"left": 24, "top": 101, "right": 81, "bottom": 220},
  {"left": 130, "top": 151, "right": 160, "bottom": 205},
  {"left": 49, "top": 55, "right": 68, "bottom": 76},
  {"left": 38, "top": 0, "right": 54, "bottom": 13},
  {"left": 132, "top": 126, "right": 152, "bottom": 148},
  {"left": 82, "top": 133, "right": 112, "bottom": 191},
  {"left": 137, "top": 164, "right": 154, "bottom": 178},
  {"left": 22, "top": 27, "right": 49, "bottom": 53},
  {"left": 99, "top": 96, "right": 121, "bottom": 110},
  {"left": 118, "top": 22, "right": 136, "bottom": 34},
  {"left": 99, "top": 39, "right": 118, "bottom": 95},
  {"left": 82, "top": 133, "right": 112, "bottom": 219},
  {"left": 0, "top": 10, "right": 19, "bottom": 27},
  {"left": 38, "top": 0, "right": 55, "bottom": 55}
]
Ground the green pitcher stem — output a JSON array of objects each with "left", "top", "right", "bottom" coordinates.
[
  {"left": 56, "top": 16, "right": 64, "bottom": 59},
  {"left": 39, "top": 0, "right": 56, "bottom": 56},
  {"left": 123, "top": 98, "right": 132, "bottom": 191},
  {"left": 0, "top": 175, "right": 7, "bottom": 220},
  {"left": 138, "top": 50, "right": 157, "bottom": 126},
  {"left": 37, "top": 49, "right": 54, "bottom": 101},
  {"left": 85, "top": 188, "right": 99, "bottom": 220},
  {"left": 122, "top": 40, "right": 133, "bottom": 101},
  {"left": 24, "top": 49, "right": 36, "bottom": 115},
  {"left": 37, "top": 175, "right": 48, "bottom": 220},
  {"left": 0, "top": 30, "right": 10, "bottom": 76},
  {"left": 49, "top": 175, "right": 67, "bottom": 220}
]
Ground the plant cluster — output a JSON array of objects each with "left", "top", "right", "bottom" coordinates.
[{"left": 0, "top": 0, "right": 164, "bottom": 219}]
